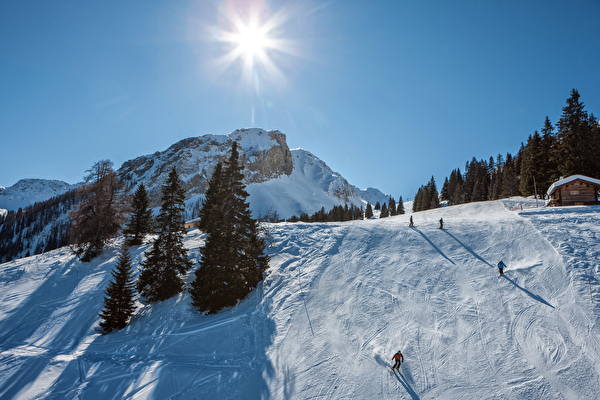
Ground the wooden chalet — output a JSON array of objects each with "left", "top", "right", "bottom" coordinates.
[
  {"left": 184, "top": 217, "right": 201, "bottom": 230},
  {"left": 546, "top": 175, "right": 600, "bottom": 206}
]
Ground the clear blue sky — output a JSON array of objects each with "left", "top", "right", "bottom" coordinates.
[{"left": 1, "top": 0, "right": 599, "bottom": 200}]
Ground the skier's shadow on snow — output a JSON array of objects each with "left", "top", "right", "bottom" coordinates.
[
  {"left": 502, "top": 275, "right": 555, "bottom": 308},
  {"left": 374, "top": 354, "right": 420, "bottom": 399},
  {"left": 412, "top": 228, "right": 455, "bottom": 265},
  {"left": 441, "top": 230, "right": 493, "bottom": 267}
]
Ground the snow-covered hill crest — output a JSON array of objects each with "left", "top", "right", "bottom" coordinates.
[{"left": 0, "top": 199, "right": 599, "bottom": 399}]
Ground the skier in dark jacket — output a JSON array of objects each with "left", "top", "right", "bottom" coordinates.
[
  {"left": 392, "top": 350, "right": 404, "bottom": 370},
  {"left": 498, "top": 260, "right": 506, "bottom": 275},
  {"left": 439, "top": 218, "right": 444, "bottom": 229},
  {"left": 409, "top": 216, "right": 414, "bottom": 227}
]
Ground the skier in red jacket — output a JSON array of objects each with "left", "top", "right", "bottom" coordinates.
[{"left": 392, "top": 350, "right": 404, "bottom": 370}]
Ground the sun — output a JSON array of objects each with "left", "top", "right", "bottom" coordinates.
[
  {"left": 233, "top": 22, "right": 268, "bottom": 63},
  {"left": 206, "top": 1, "right": 302, "bottom": 95}
]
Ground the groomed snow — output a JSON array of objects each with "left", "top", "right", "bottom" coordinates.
[{"left": 0, "top": 199, "right": 599, "bottom": 399}]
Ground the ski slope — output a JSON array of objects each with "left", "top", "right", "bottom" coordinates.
[{"left": 0, "top": 199, "right": 599, "bottom": 399}]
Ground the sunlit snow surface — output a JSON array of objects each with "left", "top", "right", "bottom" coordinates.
[{"left": 0, "top": 199, "right": 599, "bottom": 399}]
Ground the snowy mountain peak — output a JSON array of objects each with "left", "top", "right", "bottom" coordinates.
[
  {"left": 0, "top": 179, "right": 75, "bottom": 211},
  {"left": 1, "top": 128, "right": 390, "bottom": 219},
  {"left": 118, "top": 128, "right": 388, "bottom": 218}
]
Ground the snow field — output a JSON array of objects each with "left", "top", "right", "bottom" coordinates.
[{"left": 0, "top": 199, "right": 598, "bottom": 399}]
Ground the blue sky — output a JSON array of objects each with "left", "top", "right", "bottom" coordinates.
[{"left": 1, "top": 0, "right": 599, "bottom": 200}]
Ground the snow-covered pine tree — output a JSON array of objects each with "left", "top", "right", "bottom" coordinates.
[
  {"left": 190, "top": 141, "right": 269, "bottom": 314},
  {"left": 99, "top": 246, "right": 137, "bottom": 333},
  {"left": 137, "top": 167, "right": 192, "bottom": 303},
  {"left": 123, "top": 183, "right": 153, "bottom": 246}
]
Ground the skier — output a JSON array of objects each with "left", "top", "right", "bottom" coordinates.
[
  {"left": 409, "top": 216, "right": 414, "bottom": 227},
  {"left": 498, "top": 260, "right": 505, "bottom": 275},
  {"left": 439, "top": 218, "right": 444, "bottom": 229},
  {"left": 391, "top": 350, "right": 404, "bottom": 370}
]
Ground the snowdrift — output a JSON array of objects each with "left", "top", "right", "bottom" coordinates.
[{"left": 0, "top": 199, "right": 599, "bottom": 399}]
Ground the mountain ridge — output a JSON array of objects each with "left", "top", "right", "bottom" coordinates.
[{"left": 1, "top": 128, "right": 389, "bottom": 220}]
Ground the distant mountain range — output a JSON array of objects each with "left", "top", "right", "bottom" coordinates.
[
  {"left": 0, "top": 179, "right": 77, "bottom": 212},
  {"left": 1, "top": 128, "right": 389, "bottom": 219}
]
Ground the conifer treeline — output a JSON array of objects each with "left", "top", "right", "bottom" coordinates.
[
  {"left": 285, "top": 195, "right": 405, "bottom": 222},
  {"left": 0, "top": 190, "right": 80, "bottom": 263},
  {"left": 415, "top": 89, "right": 599, "bottom": 210},
  {"left": 287, "top": 204, "right": 364, "bottom": 223},
  {"left": 413, "top": 177, "right": 440, "bottom": 212},
  {"left": 439, "top": 152, "right": 521, "bottom": 206}
]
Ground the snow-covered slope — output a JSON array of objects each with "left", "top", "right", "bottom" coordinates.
[
  {"left": 1, "top": 199, "right": 599, "bottom": 399},
  {"left": 247, "top": 148, "right": 389, "bottom": 218},
  {"left": 0, "top": 179, "right": 74, "bottom": 211}
]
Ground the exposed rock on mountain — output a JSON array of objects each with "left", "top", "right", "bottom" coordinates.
[{"left": 117, "top": 128, "right": 388, "bottom": 219}]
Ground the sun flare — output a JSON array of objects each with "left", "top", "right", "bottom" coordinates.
[
  {"left": 233, "top": 23, "right": 268, "bottom": 62},
  {"left": 208, "top": 1, "right": 301, "bottom": 92}
]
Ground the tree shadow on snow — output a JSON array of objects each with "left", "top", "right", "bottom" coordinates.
[
  {"left": 41, "top": 283, "right": 277, "bottom": 400},
  {"left": 0, "top": 257, "right": 106, "bottom": 399},
  {"left": 502, "top": 275, "right": 555, "bottom": 308}
]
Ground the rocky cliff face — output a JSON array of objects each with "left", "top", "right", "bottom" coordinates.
[
  {"left": 116, "top": 128, "right": 389, "bottom": 219},
  {"left": 117, "top": 128, "right": 294, "bottom": 207}
]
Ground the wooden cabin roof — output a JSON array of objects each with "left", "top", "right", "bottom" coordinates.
[{"left": 546, "top": 174, "right": 600, "bottom": 197}]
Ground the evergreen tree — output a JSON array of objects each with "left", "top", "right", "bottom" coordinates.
[
  {"left": 397, "top": 196, "right": 405, "bottom": 215},
  {"left": 554, "top": 89, "right": 592, "bottom": 177},
  {"left": 440, "top": 177, "right": 450, "bottom": 203},
  {"left": 428, "top": 176, "right": 440, "bottom": 209},
  {"left": 123, "top": 183, "right": 153, "bottom": 246},
  {"left": 462, "top": 159, "right": 476, "bottom": 203},
  {"left": 540, "top": 116, "right": 558, "bottom": 193},
  {"left": 137, "top": 167, "right": 192, "bottom": 303},
  {"left": 365, "top": 202, "right": 374, "bottom": 219},
  {"left": 99, "top": 246, "right": 137, "bottom": 333},
  {"left": 190, "top": 142, "right": 269, "bottom": 314},
  {"left": 380, "top": 202, "right": 389, "bottom": 218},
  {"left": 388, "top": 197, "right": 397, "bottom": 216},
  {"left": 413, "top": 186, "right": 426, "bottom": 212},
  {"left": 374, "top": 202, "right": 381, "bottom": 210},
  {"left": 519, "top": 133, "right": 544, "bottom": 196},
  {"left": 501, "top": 154, "right": 519, "bottom": 198},
  {"left": 491, "top": 155, "right": 504, "bottom": 200},
  {"left": 197, "top": 162, "right": 225, "bottom": 233}
]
